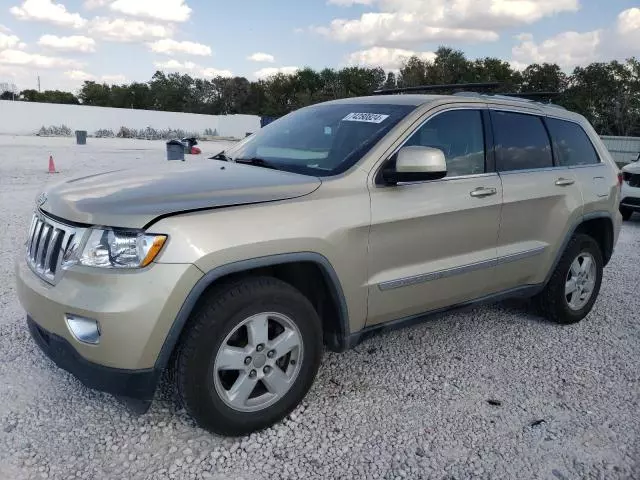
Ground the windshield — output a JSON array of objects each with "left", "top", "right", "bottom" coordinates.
[{"left": 225, "top": 103, "right": 416, "bottom": 176}]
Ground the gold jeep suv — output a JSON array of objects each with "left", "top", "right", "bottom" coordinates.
[{"left": 16, "top": 90, "right": 622, "bottom": 436}]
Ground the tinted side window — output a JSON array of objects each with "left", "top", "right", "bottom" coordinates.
[
  {"left": 546, "top": 118, "right": 600, "bottom": 166},
  {"left": 492, "top": 111, "right": 553, "bottom": 171},
  {"left": 405, "top": 110, "right": 485, "bottom": 176}
]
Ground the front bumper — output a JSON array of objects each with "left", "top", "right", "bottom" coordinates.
[
  {"left": 27, "top": 316, "right": 157, "bottom": 400},
  {"left": 16, "top": 255, "right": 203, "bottom": 371},
  {"left": 621, "top": 183, "right": 640, "bottom": 211}
]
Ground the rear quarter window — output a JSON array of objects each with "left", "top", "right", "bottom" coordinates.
[{"left": 545, "top": 118, "right": 600, "bottom": 166}]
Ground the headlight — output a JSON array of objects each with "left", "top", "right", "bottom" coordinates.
[{"left": 63, "top": 228, "right": 167, "bottom": 269}]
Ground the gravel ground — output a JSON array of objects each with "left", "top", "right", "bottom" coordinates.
[{"left": 1, "top": 135, "right": 639, "bottom": 480}]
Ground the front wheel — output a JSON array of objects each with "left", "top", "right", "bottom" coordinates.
[
  {"left": 536, "top": 234, "right": 603, "bottom": 324},
  {"left": 175, "top": 277, "right": 322, "bottom": 436}
]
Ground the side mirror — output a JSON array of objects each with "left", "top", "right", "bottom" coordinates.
[{"left": 382, "top": 146, "right": 447, "bottom": 184}]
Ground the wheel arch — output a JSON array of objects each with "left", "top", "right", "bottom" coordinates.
[
  {"left": 573, "top": 213, "right": 615, "bottom": 266},
  {"left": 545, "top": 211, "right": 615, "bottom": 287},
  {"left": 153, "top": 253, "right": 351, "bottom": 375}
]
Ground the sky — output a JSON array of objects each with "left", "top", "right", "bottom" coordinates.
[{"left": 0, "top": 0, "right": 639, "bottom": 93}]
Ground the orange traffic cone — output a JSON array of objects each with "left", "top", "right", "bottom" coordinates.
[{"left": 48, "top": 155, "right": 58, "bottom": 174}]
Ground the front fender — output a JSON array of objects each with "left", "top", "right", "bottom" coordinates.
[{"left": 152, "top": 252, "right": 351, "bottom": 374}]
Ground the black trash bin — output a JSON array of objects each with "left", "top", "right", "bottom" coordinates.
[
  {"left": 166, "top": 139, "right": 185, "bottom": 161},
  {"left": 182, "top": 137, "right": 198, "bottom": 154},
  {"left": 75, "top": 130, "right": 87, "bottom": 145}
]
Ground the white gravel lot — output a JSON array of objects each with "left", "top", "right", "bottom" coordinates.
[{"left": 0, "top": 135, "right": 639, "bottom": 480}]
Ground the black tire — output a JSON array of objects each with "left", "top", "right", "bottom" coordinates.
[
  {"left": 536, "top": 234, "right": 603, "bottom": 325},
  {"left": 175, "top": 276, "right": 322, "bottom": 436},
  {"left": 620, "top": 207, "right": 633, "bottom": 221}
]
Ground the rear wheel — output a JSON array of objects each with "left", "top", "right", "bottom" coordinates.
[
  {"left": 620, "top": 206, "right": 633, "bottom": 221},
  {"left": 536, "top": 234, "right": 603, "bottom": 324},
  {"left": 175, "top": 277, "right": 322, "bottom": 436}
]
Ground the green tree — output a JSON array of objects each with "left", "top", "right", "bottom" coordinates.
[
  {"left": 79, "top": 81, "right": 112, "bottom": 106},
  {"left": 563, "top": 59, "right": 640, "bottom": 136},
  {"left": 19, "top": 89, "right": 40, "bottom": 102},
  {"left": 521, "top": 63, "right": 567, "bottom": 92}
]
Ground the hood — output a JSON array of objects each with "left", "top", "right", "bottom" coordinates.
[
  {"left": 622, "top": 161, "right": 640, "bottom": 174},
  {"left": 39, "top": 160, "right": 321, "bottom": 229}
]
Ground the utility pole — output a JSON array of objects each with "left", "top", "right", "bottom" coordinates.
[{"left": 37, "top": 75, "right": 41, "bottom": 93}]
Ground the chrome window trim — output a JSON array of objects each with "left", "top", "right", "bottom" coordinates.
[
  {"left": 378, "top": 246, "right": 546, "bottom": 291},
  {"left": 395, "top": 172, "right": 498, "bottom": 187}
]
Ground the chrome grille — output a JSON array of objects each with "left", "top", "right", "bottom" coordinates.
[{"left": 25, "top": 212, "right": 76, "bottom": 284}]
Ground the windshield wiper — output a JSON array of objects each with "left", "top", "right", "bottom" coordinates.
[
  {"left": 233, "top": 157, "right": 281, "bottom": 170},
  {"left": 210, "top": 150, "right": 232, "bottom": 161}
]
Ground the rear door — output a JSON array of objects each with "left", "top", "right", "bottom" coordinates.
[
  {"left": 545, "top": 116, "right": 618, "bottom": 218},
  {"left": 489, "top": 108, "right": 584, "bottom": 291},
  {"left": 366, "top": 105, "right": 503, "bottom": 326}
]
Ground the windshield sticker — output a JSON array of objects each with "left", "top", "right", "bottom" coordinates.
[{"left": 342, "top": 112, "right": 389, "bottom": 124}]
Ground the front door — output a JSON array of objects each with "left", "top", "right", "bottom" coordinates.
[{"left": 366, "top": 106, "right": 503, "bottom": 326}]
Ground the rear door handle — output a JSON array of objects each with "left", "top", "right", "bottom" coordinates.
[
  {"left": 555, "top": 177, "right": 575, "bottom": 186},
  {"left": 470, "top": 187, "right": 497, "bottom": 198}
]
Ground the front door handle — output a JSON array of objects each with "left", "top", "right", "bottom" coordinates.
[
  {"left": 470, "top": 187, "right": 497, "bottom": 198},
  {"left": 555, "top": 177, "right": 575, "bottom": 186}
]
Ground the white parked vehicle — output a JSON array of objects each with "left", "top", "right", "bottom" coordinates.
[{"left": 620, "top": 156, "right": 640, "bottom": 221}]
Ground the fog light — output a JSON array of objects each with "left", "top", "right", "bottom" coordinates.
[{"left": 65, "top": 314, "right": 101, "bottom": 345}]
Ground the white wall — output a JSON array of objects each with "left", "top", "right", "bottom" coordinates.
[{"left": 0, "top": 100, "right": 260, "bottom": 138}]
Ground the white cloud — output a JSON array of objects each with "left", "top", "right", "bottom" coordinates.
[
  {"left": 315, "top": 13, "right": 499, "bottom": 45},
  {"left": 617, "top": 8, "right": 640, "bottom": 45},
  {"left": 154, "top": 59, "right": 198, "bottom": 70},
  {"left": 65, "top": 70, "right": 94, "bottom": 81},
  {"left": 88, "top": 17, "right": 173, "bottom": 42},
  {"left": 511, "top": 31, "right": 602, "bottom": 69},
  {"left": 254, "top": 66, "right": 299, "bottom": 79},
  {"left": 83, "top": 0, "right": 110, "bottom": 8},
  {"left": 10, "top": 0, "right": 87, "bottom": 29},
  {"left": 101, "top": 74, "right": 126, "bottom": 83},
  {"left": 314, "top": 0, "right": 579, "bottom": 46},
  {"left": 0, "top": 31, "right": 26, "bottom": 50},
  {"left": 347, "top": 46, "right": 435, "bottom": 69},
  {"left": 248, "top": 52, "right": 275, "bottom": 63},
  {"left": 509, "top": 60, "right": 529, "bottom": 71},
  {"left": 154, "top": 59, "right": 233, "bottom": 78},
  {"left": 0, "top": 49, "right": 82, "bottom": 69},
  {"left": 64, "top": 70, "right": 126, "bottom": 84},
  {"left": 201, "top": 67, "right": 234, "bottom": 78},
  {"left": 38, "top": 35, "right": 96, "bottom": 53},
  {"left": 328, "top": 0, "right": 375, "bottom": 5},
  {"left": 149, "top": 39, "right": 211, "bottom": 56},
  {"left": 109, "top": 0, "right": 192, "bottom": 22}
]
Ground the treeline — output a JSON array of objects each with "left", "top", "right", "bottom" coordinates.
[{"left": 2, "top": 47, "right": 639, "bottom": 137}]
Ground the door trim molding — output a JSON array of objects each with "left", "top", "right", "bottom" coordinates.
[
  {"left": 495, "top": 246, "right": 547, "bottom": 265},
  {"left": 377, "top": 246, "right": 547, "bottom": 291}
]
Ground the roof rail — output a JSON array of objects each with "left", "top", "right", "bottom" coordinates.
[
  {"left": 372, "top": 82, "right": 500, "bottom": 95},
  {"left": 453, "top": 91, "right": 566, "bottom": 109},
  {"left": 372, "top": 82, "right": 565, "bottom": 109}
]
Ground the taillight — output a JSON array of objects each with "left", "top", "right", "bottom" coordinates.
[{"left": 618, "top": 172, "right": 623, "bottom": 186}]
